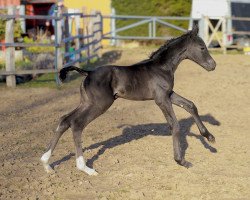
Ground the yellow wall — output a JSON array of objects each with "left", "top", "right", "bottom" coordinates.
[{"left": 64, "top": 0, "right": 111, "bottom": 45}]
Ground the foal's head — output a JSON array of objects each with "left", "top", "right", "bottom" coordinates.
[{"left": 186, "top": 25, "right": 216, "bottom": 71}]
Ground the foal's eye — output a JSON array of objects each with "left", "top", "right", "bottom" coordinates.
[{"left": 201, "top": 47, "right": 205, "bottom": 51}]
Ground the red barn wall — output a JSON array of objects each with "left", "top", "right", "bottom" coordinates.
[{"left": 0, "top": 0, "right": 20, "bottom": 7}]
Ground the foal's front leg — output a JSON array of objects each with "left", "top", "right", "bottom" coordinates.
[
  {"left": 170, "top": 91, "right": 215, "bottom": 143},
  {"left": 155, "top": 94, "right": 191, "bottom": 168}
]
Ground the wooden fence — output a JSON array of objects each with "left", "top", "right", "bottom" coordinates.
[
  {"left": 200, "top": 16, "right": 250, "bottom": 54},
  {"left": 0, "top": 6, "right": 102, "bottom": 87}
]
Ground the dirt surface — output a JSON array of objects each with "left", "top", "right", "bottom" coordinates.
[{"left": 0, "top": 48, "right": 250, "bottom": 200}]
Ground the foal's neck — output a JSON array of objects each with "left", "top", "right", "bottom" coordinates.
[{"left": 161, "top": 38, "right": 188, "bottom": 72}]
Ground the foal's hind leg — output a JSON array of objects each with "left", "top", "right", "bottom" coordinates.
[
  {"left": 170, "top": 91, "right": 215, "bottom": 143},
  {"left": 72, "top": 126, "right": 97, "bottom": 175},
  {"left": 70, "top": 101, "right": 113, "bottom": 175},
  {"left": 41, "top": 109, "right": 75, "bottom": 173}
]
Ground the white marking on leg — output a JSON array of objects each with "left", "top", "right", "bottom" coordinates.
[
  {"left": 76, "top": 156, "right": 98, "bottom": 176},
  {"left": 41, "top": 150, "right": 53, "bottom": 173},
  {"left": 41, "top": 150, "right": 51, "bottom": 163},
  {"left": 76, "top": 156, "right": 85, "bottom": 170},
  {"left": 56, "top": 125, "right": 60, "bottom": 132}
]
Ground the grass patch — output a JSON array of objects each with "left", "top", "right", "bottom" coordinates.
[
  {"left": 19, "top": 70, "right": 84, "bottom": 88},
  {"left": 18, "top": 55, "right": 99, "bottom": 88},
  {"left": 20, "top": 73, "right": 58, "bottom": 88},
  {"left": 23, "top": 37, "right": 55, "bottom": 53}
]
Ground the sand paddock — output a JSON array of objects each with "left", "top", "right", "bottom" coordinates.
[{"left": 0, "top": 48, "right": 249, "bottom": 199}]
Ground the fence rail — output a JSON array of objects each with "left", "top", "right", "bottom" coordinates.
[
  {"left": 0, "top": 43, "right": 57, "bottom": 47},
  {"left": 0, "top": 14, "right": 60, "bottom": 20},
  {"left": 102, "top": 14, "right": 193, "bottom": 41},
  {"left": 0, "top": 69, "right": 57, "bottom": 75}
]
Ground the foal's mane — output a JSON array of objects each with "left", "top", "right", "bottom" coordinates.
[{"left": 149, "top": 30, "right": 191, "bottom": 59}]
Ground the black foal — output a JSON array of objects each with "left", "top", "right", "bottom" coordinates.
[{"left": 41, "top": 25, "right": 216, "bottom": 175}]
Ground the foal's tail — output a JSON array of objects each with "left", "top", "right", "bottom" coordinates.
[{"left": 59, "top": 66, "right": 88, "bottom": 81}]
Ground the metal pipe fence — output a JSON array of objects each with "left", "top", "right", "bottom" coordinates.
[
  {"left": 102, "top": 15, "right": 195, "bottom": 41},
  {"left": 103, "top": 14, "right": 250, "bottom": 55}
]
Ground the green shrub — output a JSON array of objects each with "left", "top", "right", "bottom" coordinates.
[
  {"left": 0, "top": 9, "right": 22, "bottom": 40},
  {"left": 23, "top": 37, "right": 54, "bottom": 53},
  {"left": 112, "top": 0, "right": 191, "bottom": 37},
  {"left": 0, "top": 59, "right": 33, "bottom": 70},
  {"left": 0, "top": 62, "right": 5, "bottom": 70}
]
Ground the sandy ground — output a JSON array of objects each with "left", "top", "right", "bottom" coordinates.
[{"left": 0, "top": 47, "right": 250, "bottom": 200}]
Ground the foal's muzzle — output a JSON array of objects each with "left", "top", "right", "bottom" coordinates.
[{"left": 204, "top": 58, "right": 216, "bottom": 71}]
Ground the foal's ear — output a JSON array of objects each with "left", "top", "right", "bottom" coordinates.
[{"left": 190, "top": 24, "right": 199, "bottom": 37}]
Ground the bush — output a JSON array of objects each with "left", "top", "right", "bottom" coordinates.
[
  {"left": 23, "top": 36, "right": 54, "bottom": 53},
  {"left": 112, "top": 0, "right": 191, "bottom": 37},
  {"left": 0, "top": 9, "right": 22, "bottom": 40},
  {"left": 0, "top": 59, "right": 33, "bottom": 70}
]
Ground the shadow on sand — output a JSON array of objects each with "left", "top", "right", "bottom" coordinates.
[{"left": 51, "top": 114, "right": 220, "bottom": 169}]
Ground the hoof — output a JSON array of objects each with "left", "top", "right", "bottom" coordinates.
[
  {"left": 202, "top": 131, "right": 215, "bottom": 143},
  {"left": 207, "top": 134, "right": 216, "bottom": 143},
  {"left": 78, "top": 166, "right": 98, "bottom": 176},
  {"left": 43, "top": 163, "right": 54, "bottom": 173},
  {"left": 175, "top": 159, "right": 193, "bottom": 168}
]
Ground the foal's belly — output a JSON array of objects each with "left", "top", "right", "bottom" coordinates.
[
  {"left": 111, "top": 65, "right": 173, "bottom": 101},
  {"left": 115, "top": 85, "right": 154, "bottom": 100},
  {"left": 113, "top": 77, "right": 155, "bottom": 100}
]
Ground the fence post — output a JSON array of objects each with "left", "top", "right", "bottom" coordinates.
[
  {"left": 86, "top": 27, "right": 91, "bottom": 65},
  {"left": 19, "top": 5, "right": 26, "bottom": 33},
  {"left": 64, "top": 12, "right": 70, "bottom": 64},
  {"left": 75, "top": 11, "right": 81, "bottom": 67},
  {"left": 202, "top": 16, "right": 209, "bottom": 46},
  {"left": 54, "top": 5, "right": 63, "bottom": 84},
  {"left": 148, "top": 21, "right": 152, "bottom": 38},
  {"left": 96, "top": 12, "right": 102, "bottom": 57},
  {"left": 92, "top": 11, "right": 97, "bottom": 56},
  {"left": 82, "top": 7, "right": 87, "bottom": 47},
  {"left": 55, "top": 5, "right": 63, "bottom": 69},
  {"left": 5, "top": 6, "right": 16, "bottom": 88},
  {"left": 152, "top": 17, "right": 156, "bottom": 38},
  {"left": 89, "top": 10, "right": 95, "bottom": 57},
  {"left": 110, "top": 8, "right": 116, "bottom": 46},
  {"left": 222, "top": 17, "right": 227, "bottom": 54}
]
